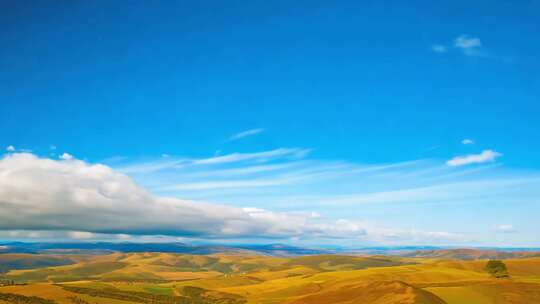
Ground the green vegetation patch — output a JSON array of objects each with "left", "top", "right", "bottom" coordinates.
[
  {"left": 485, "top": 260, "right": 510, "bottom": 278},
  {"left": 4, "top": 261, "right": 128, "bottom": 283},
  {"left": 144, "top": 285, "right": 173, "bottom": 295},
  {"left": 60, "top": 284, "right": 246, "bottom": 304},
  {"left": 209, "top": 262, "right": 233, "bottom": 274},
  {"left": 0, "top": 292, "right": 57, "bottom": 304}
]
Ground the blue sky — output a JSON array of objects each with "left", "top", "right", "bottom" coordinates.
[{"left": 0, "top": 1, "right": 539, "bottom": 246}]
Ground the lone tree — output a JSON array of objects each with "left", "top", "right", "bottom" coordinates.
[{"left": 485, "top": 259, "right": 509, "bottom": 278}]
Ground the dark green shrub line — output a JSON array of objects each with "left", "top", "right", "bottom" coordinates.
[
  {"left": 59, "top": 285, "right": 245, "bottom": 304},
  {"left": 485, "top": 260, "right": 510, "bottom": 278},
  {"left": 0, "top": 292, "right": 57, "bottom": 304}
]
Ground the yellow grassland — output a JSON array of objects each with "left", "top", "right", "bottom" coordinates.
[{"left": 1, "top": 253, "right": 540, "bottom": 303}]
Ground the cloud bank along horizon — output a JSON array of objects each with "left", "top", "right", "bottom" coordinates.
[{"left": 0, "top": 144, "right": 538, "bottom": 246}]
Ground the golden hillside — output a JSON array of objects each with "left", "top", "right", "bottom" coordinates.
[{"left": 1, "top": 253, "right": 539, "bottom": 303}]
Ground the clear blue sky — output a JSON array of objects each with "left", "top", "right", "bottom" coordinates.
[{"left": 0, "top": 1, "right": 539, "bottom": 246}]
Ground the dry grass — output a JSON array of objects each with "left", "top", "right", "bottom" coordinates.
[{"left": 1, "top": 253, "right": 540, "bottom": 303}]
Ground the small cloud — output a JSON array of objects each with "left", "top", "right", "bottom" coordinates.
[
  {"left": 6, "top": 145, "right": 15, "bottom": 152},
  {"left": 68, "top": 231, "right": 95, "bottom": 239},
  {"left": 229, "top": 128, "right": 265, "bottom": 141},
  {"left": 431, "top": 44, "right": 447, "bottom": 53},
  {"left": 462, "top": 139, "right": 474, "bottom": 145},
  {"left": 454, "top": 35, "right": 482, "bottom": 56},
  {"left": 446, "top": 149, "right": 502, "bottom": 167},
  {"left": 493, "top": 224, "right": 516, "bottom": 234},
  {"left": 455, "top": 35, "right": 482, "bottom": 48},
  {"left": 50, "top": 145, "right": 57, "bottom": 150},
  {"left": 59, "top": 153, "right": 74, "bottom": 160}
]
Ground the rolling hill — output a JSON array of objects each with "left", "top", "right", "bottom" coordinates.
[{"left": 1, "top": 251, "right": 540, "bottom": 303}]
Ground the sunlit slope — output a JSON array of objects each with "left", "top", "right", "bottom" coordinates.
[
  {"left": 217, "top": 262, "right": 487, "bottom": 303},
  {"left": 291, "top": 281, "right": 446, "bottom": 304},
  {"left": 427, "top": 281, "right": 540, "bottom": 304},
  {"left": 0, "top": 283, "right": 137, "bottom": 304}
]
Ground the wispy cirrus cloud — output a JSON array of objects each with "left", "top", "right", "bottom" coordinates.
[
  {"left": 116, "top": 148, "right": 311, "bottom": 174},
  {"left": 194, "top": 148, "right": 309, "bottom": 165},
  {"left": 461, "top": 139, "right": 474, "bottom": 145},
  {"left": 446, "top": 150, "right": 502, "bottom": 167},
  {"left": 229, "top": 128, "right": 265, "bottom": 141}
]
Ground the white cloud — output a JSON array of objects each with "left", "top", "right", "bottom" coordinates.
[
  {"left": 68, "top": 231, "right": 96, "bottom": 239},
  {"left": 461, "top": 139, "right": 474, "bottom": 145},
  {"left": 50, "top": 145, "right": 57, "bottom": 150},
  {"left": 0, "top": 153, "right": 369, "bottom": 240},
  {"left": 432, "top": 35, "right": 486, "bottom": 57},
  {"left": 454, "top": 35, "right": 482, "bottom": 56},
  {"left": 446, "top": 150, "right": 502, "bottom": 167},
  {"left": 455, "top": 35, "right": 482, "bottom": 48},
  {"left": 493, "top": 224, "right": 516, "bottom": 233},
  {"left": 0, "top": 229, "right": 133, "bottom": 241},
  {"left": 229, "top": 128, "right": 265, "bottom": 141},
  {"left": 6, "top": 145, "right": 15, "bottom": 152},
  {"left": 431, "top": 44, "right": 447, "bottom": 53},
  {"left": 60, "top": 153, "right": 74, "bottom": 160},
  {"left": 1, "top": 152, "right": 535, "bottom": 245}
]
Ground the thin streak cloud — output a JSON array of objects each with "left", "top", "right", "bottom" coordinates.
[
  {"left": 229, "top": 128, "right": 265, "bottom": 141},
  {"left": 446, "top": 150, "right": 502, "bottom": 167}
]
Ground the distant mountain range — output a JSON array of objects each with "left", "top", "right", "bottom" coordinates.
[
  {"left": 0, "top": 242, "right": 329, "bottom": 257},
  {"left": 1, "top": 242, "right": 539, "bottom": 259}
]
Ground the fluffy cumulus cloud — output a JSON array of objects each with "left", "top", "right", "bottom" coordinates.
[
  {"left": 0, "top": 153, "right": 369, "bottom": 240},
  {"left": 446, "top": 150, "right": 502, "bottom": 167},
  {"left": 59, "top": 152, "right": 74, "bottom": 160}
]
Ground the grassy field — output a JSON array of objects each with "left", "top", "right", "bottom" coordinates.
[{"left": 1, "top": 252, "right": 540, "bottom": 303}]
